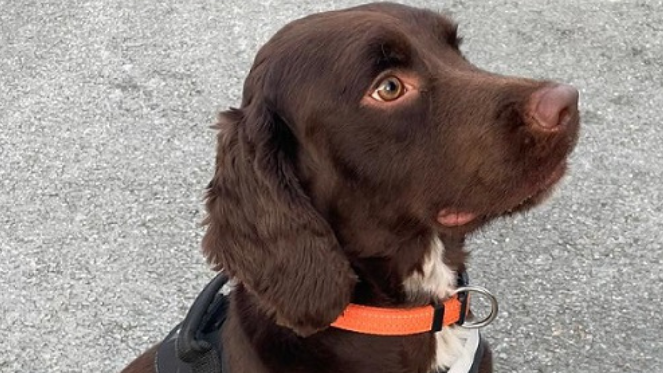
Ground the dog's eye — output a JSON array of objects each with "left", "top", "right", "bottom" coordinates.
[{"left": 371, "top": 76, "right": 406, "bottom": 102}]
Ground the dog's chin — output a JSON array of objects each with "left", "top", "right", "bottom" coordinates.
[
  {"left": 500, "top": 161, "right": 567, "bottom": 215},
  {"left": 435, "top": 161, "right": 567, "bottom": 234}
]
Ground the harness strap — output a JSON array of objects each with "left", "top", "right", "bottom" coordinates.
[
  {"left": 447, "top": 329, "right": 483, "bottom": 373},
  {"left": 467, "top": 335, "right": 486, "bottom": 373},
  {"left": 156, "top": 273, "right": 231, "bottom": 373},
  {"left": 435, "top": 330, "right": 485, "bottom": 373}
]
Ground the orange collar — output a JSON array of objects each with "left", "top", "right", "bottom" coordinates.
[{"left": 331, "top": 293, "right": 469, "bottom": 336}]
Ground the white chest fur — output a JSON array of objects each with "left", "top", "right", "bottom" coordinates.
[{"left": 402, "top": 236, "right": 475, "bottom": 372}]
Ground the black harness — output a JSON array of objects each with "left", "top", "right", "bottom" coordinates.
[{"left": 155, "top": 273, "right": 485, "bottom": 373}]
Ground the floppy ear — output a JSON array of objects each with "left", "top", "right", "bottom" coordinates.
[{"left": 202, "top": 103, "right": 357, "bottom": 337}]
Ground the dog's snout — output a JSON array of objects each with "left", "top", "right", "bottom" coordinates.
[{"left": 529, "top": 84, "right": 579, "bottom": 132}]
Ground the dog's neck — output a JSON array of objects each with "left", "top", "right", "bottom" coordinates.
[
  {"left": 324, "top": 209, "right": 474, "bottom": 372},
  {"left": 403, "top": 236, "right": 460, "bottom": 302},
  {"left": 350, "top": 232, "right": 468, "bottom": 307},
  {"left": 321, "top": 192, "right": 468, "bottom": 307},
  {"left": 296, "top": 159, "right": 475, "bottom": 371}
]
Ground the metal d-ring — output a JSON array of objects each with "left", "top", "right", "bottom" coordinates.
[{"left": 452, "top": 285, "right": 499, "bottom": 329}]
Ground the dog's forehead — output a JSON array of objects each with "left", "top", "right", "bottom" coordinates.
[
  {"left": 273, "top": 5, "right": 457, "bottom": 50},
  {"left": 246, "top": 5, "right": 463, "bottom": 108},
  {"left": 258, "top": 6, "right": 459, "bottom": 77},
  {"left": 346, "top": 2, "right": 458, "bottom": 34}
]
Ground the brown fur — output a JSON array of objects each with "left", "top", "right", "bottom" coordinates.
[{"left": 123, "top": 3, "right": 579, "bottom": 373}]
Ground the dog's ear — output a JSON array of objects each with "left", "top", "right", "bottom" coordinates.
[{"left": 203, "top": 102, "right": 357, "bottom": 337}]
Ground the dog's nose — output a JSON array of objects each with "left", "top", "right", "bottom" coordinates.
[{"left": 529, "top": 84, "right": 579, "bottom": 132}]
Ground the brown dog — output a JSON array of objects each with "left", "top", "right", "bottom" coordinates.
[{"left": 123, "top": 3, "right": 579, "bottom": 373}]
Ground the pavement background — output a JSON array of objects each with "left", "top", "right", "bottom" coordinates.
[{"left": 1, "top": 0, "right": 662, "bottom": 372}]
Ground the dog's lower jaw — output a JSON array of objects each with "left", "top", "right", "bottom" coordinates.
[{"left": 403, "top": 236, "right": 474, "bottom": 372}]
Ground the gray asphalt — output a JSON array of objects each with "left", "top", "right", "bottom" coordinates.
[{"left": 1, "top": 0, "right": 662, "bottom": 372}]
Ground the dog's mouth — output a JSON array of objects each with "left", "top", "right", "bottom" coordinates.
[{"left": 437, "top": 161, "right": 567, "bottom": 228}]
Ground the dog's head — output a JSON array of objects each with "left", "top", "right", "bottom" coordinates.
[{"left": 203, "top": 3, "right": 579, "bottom": 336}]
